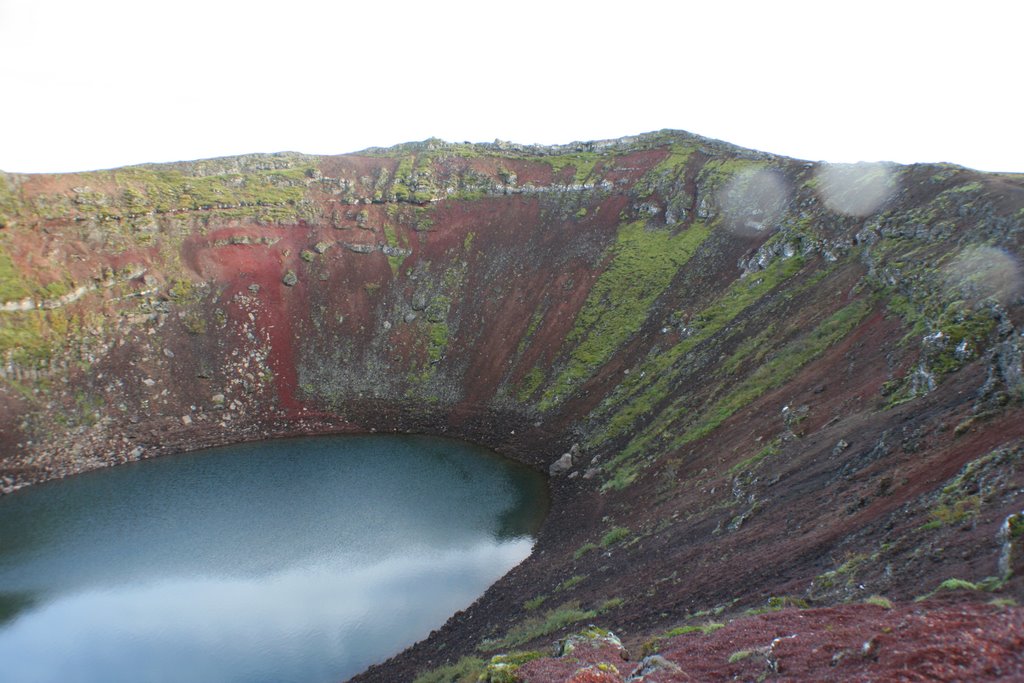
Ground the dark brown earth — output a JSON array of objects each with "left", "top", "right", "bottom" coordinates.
[{"left": 1, "top": 131, "right": 1023, "bottom": 681}]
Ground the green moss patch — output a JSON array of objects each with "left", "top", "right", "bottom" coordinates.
[
  {"left": 573, "top": 542, "right": 598, "bottom": 560},
  {"left": 117, "top": 166, "right": 311, "bottom": 215},
  {"left": 603, "top": 297, "right": 869, "bottom": 489},
  {"left": 600, "top": 526, "right": 630, "bottom": 547},
  {"left": 0, "top": 174, "right": 23, "bottom": 227},
  {"left": 678, "top": 298, "right": 870, "bottom": 445},
  {"left": 632, "top": 144, "right": 695, "bottom": 197},
  {"left": 538, "top": 151, "right": 604, "bottom": 184},
  {"left": 864, "top": 595, "right": 893, "bottom": 609},
  {"left": 641, "top": 621, "right": 725, "bottom": 656},
  {"left": 523, "top": 595, "right": 547, "bottom": 611},
  {"left": 413, "top": 656, "right": 487, "bottom": 683},
  {"left": 557, "top": 575, "right": 587, "bottom": 592},
  {"left": 477, "top": 601, "right": 597, "bottom": 652},
  {"left": 516, "top": 367, "right": 545, "bottom": 402},
  {"left": 0, "top": 247, "right": 31, "bottom": 302},
  {"left": 0, "top": 313, "right": 51, "bottom": 364},
  {"left": 539, "top": 220, "right": 711, "bottom": 410},
  {"left": 24, "top": 164, "right": 315, "bottom": 227},
  {"left": 727, "top": 437, "right": 782, "bottom": 477},
  {"left": 594, "top": 253, "right": 806, "bottom": 445},
  {"left": 921, "top": 445, "right": 1022, "bottom": 530},
  {"left": 914, "top": 576, "right": 1005, "bottom": 602}
]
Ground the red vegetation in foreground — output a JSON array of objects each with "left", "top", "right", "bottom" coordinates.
[{"left": 516, "top": 599, "right": 1024, "bottom": 682}]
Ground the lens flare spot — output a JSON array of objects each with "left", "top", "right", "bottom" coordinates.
[
  {"left": 718, "top": 167, "right": 790, "bottom": 235},
  {"left": 943, "top": 245, "right": 1023, "bottom": 306},
  {"left": 814, "top": 162, "right": 896, "bottom": 217}
]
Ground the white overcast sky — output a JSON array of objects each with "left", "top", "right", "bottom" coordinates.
[{"left": 0, "top": 0, "right": 1020, "bottom": 173}]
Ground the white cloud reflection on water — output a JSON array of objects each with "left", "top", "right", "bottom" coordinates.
[
  {"left": 0, "top": 435, "right": 545, "bottom": 683},
  {"left": 0, "top": 538, "right": 533, "bottom": 683}
]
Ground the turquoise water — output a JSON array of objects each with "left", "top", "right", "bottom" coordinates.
[{"left": 0, "top": 435, "right": 548, "bottom": 682}]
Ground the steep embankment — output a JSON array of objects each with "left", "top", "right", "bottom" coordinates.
[{"left": 1, "top": 131, "right": 1023, "bottom": 681}]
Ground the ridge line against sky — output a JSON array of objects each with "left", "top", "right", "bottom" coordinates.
[{"left": 1, "top": 0, "right": 1021, "bottom": 174}]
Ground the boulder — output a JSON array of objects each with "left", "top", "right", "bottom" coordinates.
[
  {"left": 550, "top": 443, "right": 583, "bottom": 476},
  {"left": 998, "top": 511, "right": 1024, "bottom": 580},
  {"left": 549, "top": 453, "right": 573, "bottom": 475}
]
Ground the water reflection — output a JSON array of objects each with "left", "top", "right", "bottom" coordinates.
[
  {"left": 0, "top": 541, "right": 532, "bottom": 683},
  {"left": 0, "top": 591, "right": 35, "bottom": 627},
  {"left": 0, "top": 435, "right": 547, "bottom": 682}
]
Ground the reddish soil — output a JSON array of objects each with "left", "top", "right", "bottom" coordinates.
[{"left": 517, "top": 598, "right": 1024, "bottom": 682}]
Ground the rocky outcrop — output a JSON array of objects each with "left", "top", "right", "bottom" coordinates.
[{"left": 1, "top": 131, "right": 1023, "bottom": 681}]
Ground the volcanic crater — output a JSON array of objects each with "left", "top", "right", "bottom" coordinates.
[{"left": 1, "top": 130, "right": 1023, "bottom": 681}]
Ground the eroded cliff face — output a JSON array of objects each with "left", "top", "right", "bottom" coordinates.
[{"left": 2, "top": 131, "right": 1023, "bottom": 681}]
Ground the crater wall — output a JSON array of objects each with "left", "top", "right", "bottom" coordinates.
[{"left": 2, "top": 131, "right": 1023, "bottom": 680}]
